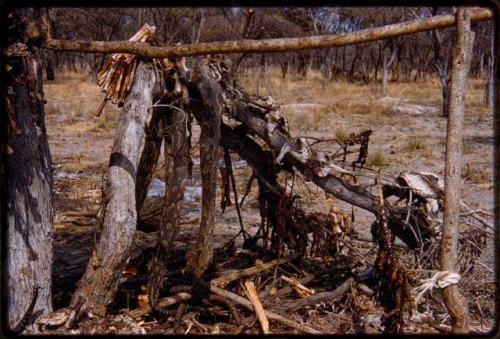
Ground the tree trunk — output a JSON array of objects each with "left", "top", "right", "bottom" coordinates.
[
  {"left": 52, "top": 229, "right": 158, "bottom": 309},
  {"left": 160, "top": 105, "right": 189, "bottom": 253},
  {"left": 3, "top": 8, "right": 54, "bottom": 332},
  {"left": 321, "top": 50, "right": 331, "bottom": 90},
  {"left": 45, "top": 56, "right": 55, "bottom": 81},
  {"left": 70, "top": 62, "right": 156, "bottom": 316},
  {"left": 381, "top": 49, "right": 395, "bottom": 97},
  {"left": 440, "top": 8, "right": 474, "bottom": 334},
  {"left": 185, "top": 61, "right": 222, "bottom": 278},
  {"left": 136, "top": 108, "right": 165, "bottom": 213},
  {"left": 484, "top": 23, "right": 495, "bottom": 110},
  {"left": 437, "top": 65, "right": 451, "bottom": 117},
  {"left": 479, "top": 52, "right": 484, "bottom": 78}
]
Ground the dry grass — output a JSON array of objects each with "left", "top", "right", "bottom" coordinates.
[
  {"left": 403, "top": 137, "right": 427, "bottom": 152},
  {"left": 462, "top": 162, "right": 490, "bottom": 183},
  {"left": 45, "top": 71, "right": 121, "bottom": 132},
  {"left": 367, "top": 150, "right": 386, "bottom": 167},
  {"left": 238, "top": 66, "right": 490, "bottom": 118}
]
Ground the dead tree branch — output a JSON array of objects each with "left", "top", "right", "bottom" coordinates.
[{"left": 41, "top": 9, "right": 491, "bottom": 58}]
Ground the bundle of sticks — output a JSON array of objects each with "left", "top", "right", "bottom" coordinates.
[{"left": 95, "top": 24, "right": 156, "bottom": 117}]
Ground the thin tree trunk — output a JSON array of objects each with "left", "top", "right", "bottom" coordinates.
[
  {"left": 160, "top": 104, "right": 189, "bottom": 252},
  {"left": 321, "top": 50, "right": 331, "bottom": 90},
  {"left": 484, "top": 23, "right": 495, "bottom": 109},
  {"left": 381, "top": 49, "right": 396, "bottom": 97},
  {"left": 70, "top": 62, "right": 156, "bottom": 316},
  {"left": 3, "top": 8, "right": 54, "bottom": 332},
  {"left": 136, "top": 108, "right": 165, "bottom": 213},
  {"left": 185, "top": 61, "right": 222, "bottom": 278},
  {"left": 434, "top": 58, "right": 451, "bottom": 117},
  {"left": 440, "top": 8, "right": 474, "bottom": 334}
]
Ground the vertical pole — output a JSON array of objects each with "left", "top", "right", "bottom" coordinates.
[{"left": 440, "top": 8, "right": 474, "bottom": 334}]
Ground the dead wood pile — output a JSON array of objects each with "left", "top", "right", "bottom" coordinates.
[{"left": 37, "top": 27, "right": 493, "bottom": 335}]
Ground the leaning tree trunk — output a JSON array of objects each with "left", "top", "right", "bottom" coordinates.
[
  {"left": 185, "top": 60, "right": 222, "bottom": 278},
  {"left": 440, "top": 8, "right": 474, "bottom": 334},
  {"left": 70, "top": 62, "right": 156, "bottom": 316},
  {"left": 3, "top": 8, "right": 54, "bottom": 332}
]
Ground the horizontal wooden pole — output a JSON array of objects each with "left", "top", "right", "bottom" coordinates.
[{"left": 41, "top": 8, "right": 492, "bottom": 58}]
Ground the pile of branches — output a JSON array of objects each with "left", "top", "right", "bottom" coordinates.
[{"left": 36, "top": 28, "right": 493, "bottom": 335}]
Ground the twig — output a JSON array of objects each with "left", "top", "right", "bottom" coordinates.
[
  {"left": 239, "top": 172, "right": 255, "bottom": 207},
  {"left": 128, "top": 293, "right": 192, "bottom": 319},
  {"left": 224, "top": 149, "right": 247, "bottom": 240},
  {"left": 259, "top": 263, "right": 356, "bottom": 299},
  {"left": 244, "top": 281, "right": 270, "bottom": 334},
  {"left": 279, "top": 277, "right": 354, "bottom": 311},
  {"left": 211, "top": 257, "right": 291, "bottom": 288},
  {"left": 476, "top": 260, "right": 493, "bottom": 273},
  {"left": 209, "top": 285, "right": 322, "bottom": 334},
  {"left": 281, "top": 275, "right": 315, "bottom": 297},
  {"left": 460, "top": 201, "right": 494, "bottom": 231}
]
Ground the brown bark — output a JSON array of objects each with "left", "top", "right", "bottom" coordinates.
[
  {"left": 135, "top": 108, "right": 164, "bottom": 213},
  {"left": 185, "top": 60, "right": 222, "bottom": 278},
  {"left": 440, "top": 8, "right": 474, "bottom": 334},
  {"left": 41, "top": 9, "right": 491, "bottom": 58},
  {"left": 160, "top": 104, "right": 189, "bottom": 252},
  {"left": 70, "top": 62, "right": 156, "bottom": 316},
  {"left": 3, "top": 8, "right": 54, "bottom": 332}
]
